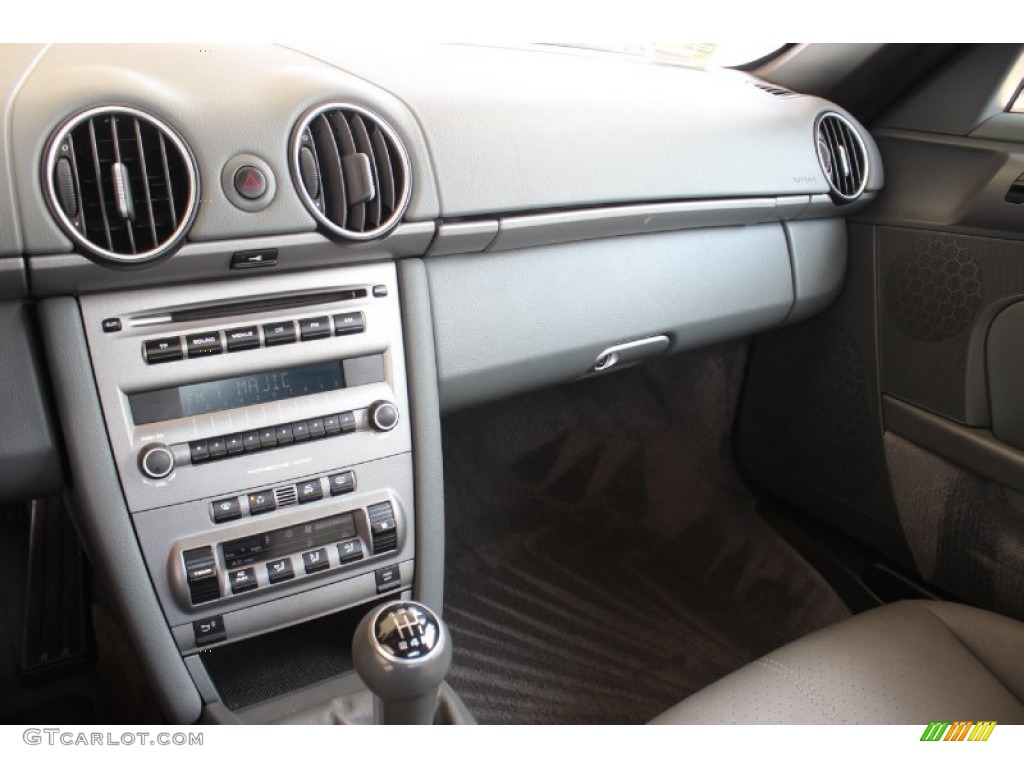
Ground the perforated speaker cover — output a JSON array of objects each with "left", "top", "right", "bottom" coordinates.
[{"left": 879, "top": 227, "right": 1024, "bottom": 423}]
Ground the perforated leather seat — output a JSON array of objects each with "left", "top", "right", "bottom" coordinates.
[{"left": 651, "top": 601, "right": 1024, "bottom": 724}]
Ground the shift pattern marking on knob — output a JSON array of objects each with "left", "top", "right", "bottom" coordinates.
[{"left": 375, "top": 603, "right": 441, "bottom": 660}]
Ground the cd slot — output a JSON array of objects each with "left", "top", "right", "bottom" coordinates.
[{"left": 129, "top": 288, "right": 369, "bottom": 327}]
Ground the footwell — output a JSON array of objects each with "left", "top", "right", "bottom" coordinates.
[{"left": 441, "top": 341, "right": 851, "bottom": 724}]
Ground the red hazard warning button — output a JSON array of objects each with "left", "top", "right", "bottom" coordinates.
[{"left": 233, "top": 165, "right": 267, "bottom": 200}]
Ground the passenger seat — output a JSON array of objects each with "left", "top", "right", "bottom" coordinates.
[{"left": 651, "top": 601, "right": 1024, "bottom": 724}]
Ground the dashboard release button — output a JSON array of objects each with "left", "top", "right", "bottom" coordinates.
[
  {"left": 247, "top": 490, "right": 276, "bottom": 515},
  {"left": 225, "top": 326, "right": 260, "bottom": 351},
  {"left": 299, "top": 316, "right": 332, "bottom": 341},
  {"left": 263, "top": 321, "right": 296, "bottom": 346},
  {"left": 211, "top": 496, "right": 242, "bottom": 524},
  {"left": 375, "top": 565, "right": 401, "bottom": 594},
  {"left": 230, "top": 248, "right": 278, "bottom": 270},
  {"left": 302, "top": 548, "right": 330, "bottom": 574},
  {"left": 233, "top": 166, "right": 267, "bottom": 200},
  {"left": 193, "top": 615, "right": 226, "bottom": 647},
  {"left": 143, "top": 337, "right": 183, "bottom": 364},
  {"left": 333, "top": 311, "right": 365, "bottom": 336},
  {"left": 229, "top": 567, "right": 258, "bottom": 594},
  {"left": 186, "top": 332, "right": 223, "bottom": 358},
  {"left": 266, "top": 558, "right": 295, "bottom": 584}
]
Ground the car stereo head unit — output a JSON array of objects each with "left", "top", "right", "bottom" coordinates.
[{"left": 78, "top": 261, "right": 415, "bottom": 654}]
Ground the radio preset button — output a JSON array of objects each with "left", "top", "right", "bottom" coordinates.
[
  {"left": 299, "top": 316, "right": 332, "bottom": 341},
  {"left": 333, "top": 311, "right": 365, "bottom": 336},
  {"left": 189, "top": 440, "right": 210, "bottom": 463},
  {"left": 338, "top": 539, "right": 364, "bottom": 564},
  {"left": 242, "top": 431, "right": 262, "bottom": 452},
  {"left": 266, "top": 558, "right": 295, "bottom": 584},
  {"left": 323, "top": 414, "right": 342, "bottom": 435},
  {"left": 225, "top": 434, "right": 245, "bottom": 454},
  {"left": 302, "top": 548, "right": 330, "bottom": 574},
  {"left": 291, "top": 421, "right": 311, "bottom": 442},
  {"left": 329, "top": 471, "right": 356, "bottom": 496},
  {"left": 263, "top": 321, "right": 296, "bottom": 346},
  {"left": 275, "top": 424, "right": 294, "bottom": 445},
  {"left": 248, "top": 490, "right": 276, "bottom": 515},
  {"left": 307, "top": 417, "right": 326, "bottom": 438},
  {"left": 225, "top": 326, "right": 260, "bottom": 352},
  {"left": 208, "top": 437, "right": 227, "bottom": 458},
  {"left": 186, "top": 332, "right": 223, "bottom": 358},
  {"left": 229, "top": 567, "right": 258, "bottom": 594},
  {"left": 144, "top": 337, "right": 183, "bottom": 364},
  {"left": 211, "top": 496, "right": 242, "bottom": 523},
  {"left": 338, "top": 411, "right": 356, "bottom": 433},
  {"left": 258, "top": 427, "right": 278, "bottom": 448}
]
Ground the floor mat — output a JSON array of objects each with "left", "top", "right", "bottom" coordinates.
[{"left": 441, "top": 342, "right": 851, "bottom": 724}]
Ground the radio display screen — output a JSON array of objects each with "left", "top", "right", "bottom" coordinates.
[
  {"left": 221, "top": 512, "right": 357, "bottom": 568},
  {"left": 129, "top": 361, "right": 346, "bottom": 425}
]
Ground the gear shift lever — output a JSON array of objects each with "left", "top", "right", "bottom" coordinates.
[{"left": 352, "top": 600, "right": 452, "bottom": 724}]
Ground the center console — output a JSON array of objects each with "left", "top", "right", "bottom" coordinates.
[{"left": 77, "top": 261, "right": 416, "bottom": 665}]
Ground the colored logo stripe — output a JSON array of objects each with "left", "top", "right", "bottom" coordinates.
[{"left": 920, "top": 721, "right": 996, "bottom": 742}]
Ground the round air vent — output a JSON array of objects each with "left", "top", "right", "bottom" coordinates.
[
  {"left": 814, "top": 111, "right": 869, "bottom": 204},
  {"left": 43, "top": 106, "right": 200, "bottom": 265},
  {"left": 290, "top": 103, "right": 411, "bottom": 241}
]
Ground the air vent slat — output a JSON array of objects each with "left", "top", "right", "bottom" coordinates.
[
  {"left": 45, "top": 106, "right": 198, "bottom": 264},
  {"left": 292, "top": 103, "right": 410, "bottom": 241},
  {"left": 815, "top": 112, "right": 868, "bottom": 204},
  {"left": 86, "top": 118, "right": 114, "bottom": 251},
  {"left": 312, "top": 114, "right": 349, "bottom": 230},
  {"left": 350, "top": 115, "right": 382, "bottom": 229},
  {"left": 108, "top": 116, "right": 137, "bottom": 254},
  {"left": 156, "top": 132, "right": 179, "bottom": 231},
  {"left": 327, "top": 112, "right": 365, "bottom": 231},
  {"left": 371, "top": 126, "right": 397, "bottom": 214},
  {"left": 132, "top": 118, "right": 159, "bottom": 249}
]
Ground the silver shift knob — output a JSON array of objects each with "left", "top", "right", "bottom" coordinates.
[{"left": 352, "top": 601, "right": 452, "bottom": 725}]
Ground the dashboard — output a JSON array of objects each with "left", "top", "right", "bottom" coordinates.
[{"left": 0, "top": 43, "right": 882, "bottom": 723}]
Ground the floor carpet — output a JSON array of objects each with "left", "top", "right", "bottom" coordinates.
[{"left": 441, "top": 342, "right": 851, "bottom": 724}]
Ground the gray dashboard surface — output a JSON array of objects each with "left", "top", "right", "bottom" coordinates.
[
  {"left": 0, "top": 43, "right": 45, "bottom": 256},
  {"left": 299, "top": 43, "right": 882, "bottom": 217},
  {"left": 428, "top": 224, "right": 795, "bottom": 412},
  {"left": 7, "top": 43, "right": 441, "bottom": 255}
]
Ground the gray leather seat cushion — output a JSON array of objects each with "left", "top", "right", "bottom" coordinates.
[{"left": 651, "top": 600, "right": 1024, "bottom": 724}]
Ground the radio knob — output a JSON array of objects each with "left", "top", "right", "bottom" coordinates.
[
  {"left": 139, "top": 443, "right": 175, "bottom": 479},
  {"left": 368, "top": 401, "right": 399, "bottom": 433}
]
